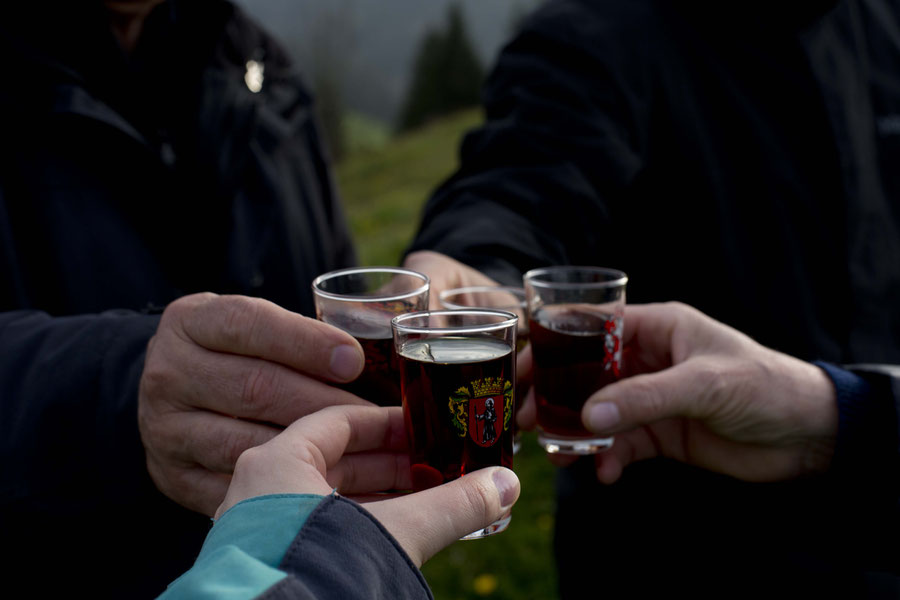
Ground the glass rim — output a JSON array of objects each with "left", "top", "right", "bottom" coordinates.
[
  {"left": 391, "top": 308, "right": 519, "bottom": 335},
  {"left": 523, "top": 266, "right": 628, "bottom": 290},
  {"left": 312, "top": 266, "right": 430, "bottom": 303},
  {"left": 438, "top": 285, "right": 526, "bottom": 309}
]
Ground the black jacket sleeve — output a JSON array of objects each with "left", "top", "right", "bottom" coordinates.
[
  {"left": 0, "top": 309, "right": 158, "bottom": 506},
  {"left": 266, "top": 496, "right": 433, "bottom": 600},
  {"left": 816, "top": 362, "right": 900, "bottom": 572},
  {"left": 0, "top": 309, "right": 214, "bottom": 596},
  {"left": 407, "top": 0, "right": 656, "bottom": 284}
]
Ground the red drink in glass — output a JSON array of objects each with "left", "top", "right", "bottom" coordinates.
[
  {"left": 530, "top": 306, "right": 621, "bottom": 437},
  {"left": 398, "top": 337, "right": 514, "bottom": 491}
]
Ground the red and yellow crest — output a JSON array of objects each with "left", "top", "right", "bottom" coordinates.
[{"left": 448, "top": 377, "right": 513, "bottom": 448}]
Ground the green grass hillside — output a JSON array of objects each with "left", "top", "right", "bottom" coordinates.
[
  {"left": 336, "top": 110, "right": 560, "bottom": 599},
  {"left": 336, "top": 108, "right": 481, "bottom": 267}
]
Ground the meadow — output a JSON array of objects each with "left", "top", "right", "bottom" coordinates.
[{"left": 336, "top": 109, "right": 560, "bottom": 599}]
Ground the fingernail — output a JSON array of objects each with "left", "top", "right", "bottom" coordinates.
[
  {"left": 330, "top": 344, "right": 363, "bottom": 380},
  {"left": 587, "top": 402, "right": 621, "bottom": 432},
  {"left": 492, "top": 468, "right": 519, "bottom": 508}
]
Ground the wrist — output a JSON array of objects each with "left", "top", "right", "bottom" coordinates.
[
  {"left": 758, "top": 350, "right": 838, "bottom": 476},
  {"left": 794, "top": 359, "right": 839, "bottom": 475}
]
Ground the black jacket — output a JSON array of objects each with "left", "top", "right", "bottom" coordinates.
[
  {"left": 0, "top": 1, "right": 355, "bottom": 597},
  {"left": 410, "top": 0, "right": 900, "bottom": 596}
]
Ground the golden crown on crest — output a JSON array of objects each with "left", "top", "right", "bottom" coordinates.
[{"left": 470, "top": 377, "right": 504, "bottom": 398}]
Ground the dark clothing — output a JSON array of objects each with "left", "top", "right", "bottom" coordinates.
[
  {"left": 263, "top": 496, "right": 433, "bottom": 600},
  {"left": 0, "top": 1, "right": 354, "bottom": 597},
  {"left": 410, "top": 0, "right": 900, "bottom": 596},
  {"left": 162, "top": 494, "right": 433, "bottom": 599}
]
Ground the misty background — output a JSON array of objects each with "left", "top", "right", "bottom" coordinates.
[{"left": 233, "top": 0, "right": 542, "bottom": 127}]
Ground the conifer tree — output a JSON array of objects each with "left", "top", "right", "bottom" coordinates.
[{"left": 398, "top": 2, "right": 484, "bottom": 132}]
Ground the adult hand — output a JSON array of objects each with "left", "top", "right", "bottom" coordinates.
[
  {"left": 139, "top": 292, "right": 372, "bottom": 516},
  {"left": 216, "top": 404, "right": 520, "bottom": 567},
  {"left": 403, "top": 250, "right": 535, "bottom": 410},
  {"left": 402, "top": 250, "right": 501, "bottom": 310},
  {"left": 580, "top": 302, "right": 839, "bottom": 484}
]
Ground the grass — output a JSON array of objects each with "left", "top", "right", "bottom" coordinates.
[
  {"left": 335, "top": 110, "right": 560, "bottom": 599},
  {"left": 417, "top": 431, "right": 558, "bottom": 600},
  {"left": 336, "top": 108, "right": 483, "bottom": 267}
]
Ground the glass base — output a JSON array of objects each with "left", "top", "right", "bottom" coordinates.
[
  {"left": 461, "top": 513, "right": 511, "bottom": 540},
  {"left": 538, "top": 431, "right": 614, "bottom": 455}
]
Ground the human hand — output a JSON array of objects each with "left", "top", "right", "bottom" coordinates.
[
  {"left": 403, "top": 250, "right": 535, "bottom": 414},
  {"left": 139, "top": 293, "right": 373, "bottom": 516},
  {"left": 216, "top": 404, "right": 520, "bottom": 567},
  {"left": 580, "top": 302, "right": 839, "bottom": 483},
  {"left": 402, "top": 251, "right": 501, "bottom": 310}
]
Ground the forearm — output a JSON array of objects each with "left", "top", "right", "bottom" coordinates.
[
  {"left": 0, "top": 309, "right": 160, "bottom": 501},
  {"left": 161, "top": 494, "right": 433, "bottom": 599},
  {"left": 409, "top": 5, "right": 649, "bottom": 282}
]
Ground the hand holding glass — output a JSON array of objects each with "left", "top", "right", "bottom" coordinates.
[
  {"left": 524, "top": 266, "right": 627, "bottom": 455},
  {"left": 392, "top": 309, "right": 517, "bottom": 539},
  {"left": 312, "top": 267, "right": 429, "bottom": 406}
]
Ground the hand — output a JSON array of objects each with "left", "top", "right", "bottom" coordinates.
[
  {"left": 139, "top": 292, "right": 372, "bottom": 516},
  {"left": 580, "top": 302, "right": 839, "bottom": 484},
  {"left": 403, "top": 250, "right": 535, "bottom": 413},
  {"left": 402, "top": 251, "right": 501, "bottom": 310},
  {"left": 216, "top": 404, "right": 520, "bottom": 567}
]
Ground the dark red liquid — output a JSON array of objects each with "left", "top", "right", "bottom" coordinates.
[
  {"left": 324, "top": 314, "right": 402, "bottom": 406},
  {"left": 399, "top": 337, "right": 514, "bottom": 491},
  {"left": 341, "top": 335, "right": 401, "bottom": 407},
  {"left": 530, "top": 306, "right": 621, "bottom": 437}
]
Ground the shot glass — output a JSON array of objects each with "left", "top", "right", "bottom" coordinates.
[
  {"left": 439, "top": 285, "right": 528, "bottom": 453},
  {"left": 392, "top": 309, "right": 517, "bottom": 539},
  {"left": 313, "top": 266, "right": 429, "bottom": 406},
  {"left": 524, "top": 266, "right": 627, "bottom": 454}
]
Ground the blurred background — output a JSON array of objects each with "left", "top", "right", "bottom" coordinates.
[{"left": 234, "top": 1, "right": 559, "bottom": 598}]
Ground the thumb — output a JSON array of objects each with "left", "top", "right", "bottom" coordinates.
[
  {"left": 582, "top": 361, "right": 713, "bottom": 434},
  {"left": 365, "top": 467, "right": 520, "bottom": 566}
]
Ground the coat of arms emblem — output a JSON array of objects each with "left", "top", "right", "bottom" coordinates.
[{"left": 448, "top": 377, "right": 513, "bottom": 448}]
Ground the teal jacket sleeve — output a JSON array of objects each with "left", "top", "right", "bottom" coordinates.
[{"left": 159, "top": 493, "right": 434, "bottom": 600}]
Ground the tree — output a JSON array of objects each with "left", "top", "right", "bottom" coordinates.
[{"left": 397, "top": 2, "right": 485, "bottom": 132}]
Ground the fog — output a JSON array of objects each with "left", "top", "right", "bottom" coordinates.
[{"left": 233, "top": 0, "right": 542, "bottom": 124}]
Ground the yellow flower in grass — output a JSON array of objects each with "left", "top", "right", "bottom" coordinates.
[{"left": 473, "top": 573, "right": 498, "bottom": 596}]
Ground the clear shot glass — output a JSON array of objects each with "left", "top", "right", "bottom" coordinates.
[
  {"left": 313, "top": 266, "right": 429, "bottom": 406},
  {"left": 524, "top": 266, "right": 627, "bottom": 455},
  {"left": 392, "top": 309, "right": 517, "bottom": 539}
]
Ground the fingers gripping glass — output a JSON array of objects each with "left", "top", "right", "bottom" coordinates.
[
  {"left": 392, "top": 309, "right": 518, "bottom": 539},
  {"left": 313, "top": 267, "right": 430, "bottom": 406}
]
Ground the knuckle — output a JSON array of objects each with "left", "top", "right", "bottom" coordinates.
[
  {"left": 666, "top": 301, "right": 702, "bottom": 329},
  {"left": 665, "top": 300, "right": 693, "bottom": 315},
  {"left": 241, "top": 362, "right": 282, "bottom": 413},
  {"left": 691, "top": 359, "right": 731, "bottom": 405},
  {"left": 160, "top": 292, "right": 210, "bottom": 325},
  {"left": 218, "top": 295, "right": 263, "bottom": 346},
  {"left": 140, "top": 357, "right": 172, "bottom": 399},
  {"left": 460, "top": 476, "right": 497, "bottom": 522},
  {"left": 223, "top": 427, "right": 271, "bottom": 471},
  {"left": 233, "top": 444, "right": 269, "bottom": 475}
]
